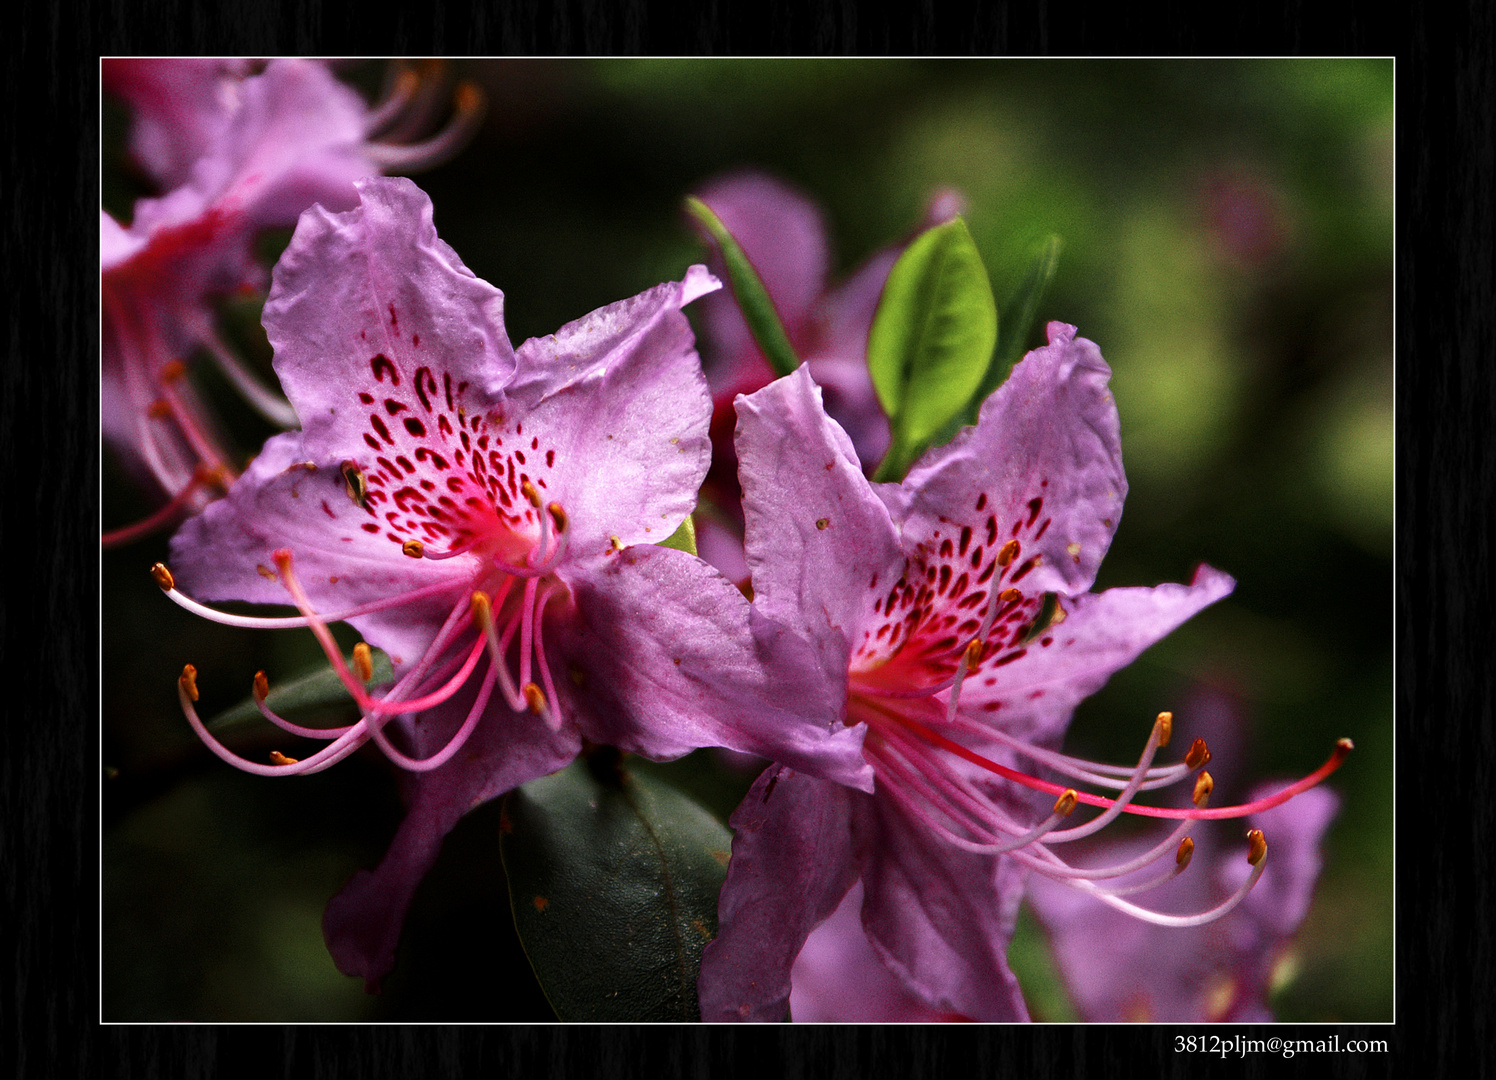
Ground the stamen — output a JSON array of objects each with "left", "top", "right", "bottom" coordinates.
[
  {"left": 521, "top": 478, "right": 542, "bottom": 508},
  {"left": 547, "top": 502, "right": 568, "bottom": 534},
  {"left": 269, "top": 751, "right": 299, "bottom": 766},
  {"left": 151, "top": 563, "right": 175, "bottom": 591},
  {"left": 156, "top": 566, "right": 467, "bottom": 629},
  {"left": 272, "top": 549, "right": 378, "bottom": 712},
  {"left": 403, "top": 539, "right": 425, "bottom": 558},
  {"left": 996, "top": 540, "right": 1020, "bottom": 566},
  {"left": 1185, "top": 737, "right": 1211, "bottom": 769},
  {"left": 194, "top": 317, "right": 298, "bottom": 427},
  {"left": 180, "top": 664, "right": 199, "bottom": 702},
  {"left": 1193, "top": 771, "right": 1214, "bottom": 807},
  {"left": 352, "top": 642, "right": 374, "bottom": 683},
  {"left": 1176, "top": 836, "right": 1195, "bottom": 869},
  {"left": 523, "top": 682, "right": 546, "bottom": 714},
  {"left": 102, "top": 466, "right": 226, "bottom": 549},
  {"left": 883, "top": 710, "right": 1352, "bottom": 821},
  {"left": 1061, "top": 832, "right": 1270, "bottom": 927},
  {"left": 364, "top": 81, "right": 486, "bottom": 170},
  {"left": 1247, "top": 828, "right": 1267, "bottom": 866},
  {"left": 1155, "top": 711, "right": 1173, "bottom": 748}
]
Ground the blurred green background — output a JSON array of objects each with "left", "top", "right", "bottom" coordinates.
[{"left": 102, "top": 58, "right": 1392, "bottom": 1022}]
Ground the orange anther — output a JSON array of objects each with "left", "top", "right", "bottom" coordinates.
[
  {"left": 269, "top": 751, "right": 300, "bottom": 766},
  {"left": 1176, "top": 836, "right": 1195, "bottom": 868},
  {"left": 402, "top": 539, "right": 425, "bottom": 558},
  {"left": 523, "top": 682, "right": 546, "bottom": 714},
  {"left": 150, "top": 563, "right": 175, "bottom": 591},
  {"left": 253, "top": 671, "right": 269, "bottom": 702},
  {"left": 997, "top": 540, "right": 1021, "bottom": 566},
  {"left": 547, "top": 502, "right": 568, "bottom": 533},
  {"left": 1155, "top": 711, "right": 1173, "bottom": 747},
  {"left": 1053, "top": 789, "right": 1078, "bottom": 817},
  {"left": 1185, "top": 737, "right": 1211, "bottom": 770},
  {"left": 1246, "top": 829, "right": 1267, "bottom": 866},
  {"left": 352, "top": 643, "right": 374, "bottom": 682},
  {"left": 1193, "top": 771, "right": 1214, "bottom": 808},
  {"left": 179, "top": 664, "right": 199, "bottom": 702},
  {"left": 521, "top": 479, "right": 542, "bottom": 508}
]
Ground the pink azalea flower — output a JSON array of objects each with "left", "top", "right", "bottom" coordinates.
[
  {"left": 160, "top": 176, "right": 871, "bottom": 988},
  {"left": 698, "top": 327, "right": 1349, "bottom": 1021},
  {"left": 689, "top": 172, "right": 962, "bottom": 582},
  {"left": 101, "top": 59, "right": 482, "bottom": 545}
]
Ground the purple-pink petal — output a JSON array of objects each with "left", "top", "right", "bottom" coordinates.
[
  {"left": 698, "top": 767, "right": 864, "bottom": 1022},
  {"left": 857, "top": 784, "right": 1031, "bottom": 1021},
  {"left": 892, "top": 323, "right": 1126, "bottom": 600},
  {"left": 562, "top": 544, "right": 873, "bottom": 789},
  {"left": 735, "top": 365, "right": 905, "bottom": 686},
  {"left": 264, "top": 175, "right": 516, "bottom": 457}
]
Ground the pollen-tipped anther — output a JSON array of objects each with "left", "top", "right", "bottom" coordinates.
[
  {"left": 1155, "top": 711, "right": 1173, "bottom": 747},
  {"left": 253, "top": 670, "right": 269, "bottom": 703},
  {"left": 269, "top": 751, "right": 300, "bottom": 766},
  {"left": 997, "top": 539, "right": 1020, "bottom": 566},
  {"left": 1176, "top": 836, "right": 1195, "bottom": 868},
  {"left": 547, "top": 502, "right": 568, "bottom": 534},
  {"left": 352, "top": 643, "right": 374, "bottom": 683},
  {"left": 523, "top": 682, "right": 546, "bottom": 714},
  {"left": 962, "top": 638, "right": 984, "bottom": 666},
  {"left": 150, "top": 563, "right": 176, "bottom": 591},
  {"left": 179, "top": 664, "right": 199, "bottom": 702},
  {"left": 470, "top": 590, "right": 493, "bottom": 629},
  {"left": 1053, "top": 789, "right": 1079, "bottom": 817},
  {"left": 521, "top": 479, "right": 542, "bottom": 509},
  {"left": 402, "top": 539, "right": 425, "bottom": 558},
  {"left": 1246, "top": 828, "right": 1268, "bottom": 867},
  {"left": 1193, "top": 770, "right": 1214, "bottom": 807},
  {"left": 1184, "top": 737, "right": 1211, "bottom": 770}
]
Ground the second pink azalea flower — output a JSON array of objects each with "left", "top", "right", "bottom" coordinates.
[{"left": 699, "top": 326, "right": 1348, "bottom": 1021}]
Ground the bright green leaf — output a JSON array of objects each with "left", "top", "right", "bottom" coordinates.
[
  {"left": 500, "top": 754, "right": 732, "bottom": 1021},
  {"left": 658, "top": 514, "right": 698, "bottom": 556},
  {"left": 204, "top": 649, "right": 394, "bottom": 734},
  {"left": 967, "top": 234, "right": 1063, "bottom": 424},
  {"left": 869, "top": 217, "right": 997, "bottom": 481},
  {"left": 685, "top": 196, "right": 800, "bottom": 378}
]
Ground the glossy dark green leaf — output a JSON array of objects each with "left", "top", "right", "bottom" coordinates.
[
  {"left": 966, "top": 233, "right": 1063, "bottom": 424},
  {"left": 205, "top": 649, "right": 394, "bottom": 734},
  {"left": 869, "top": 217, "right": 997, "bottom": 481},
  {"left": 500, "top": 754, "right": 732, "bottom": 1021},
  {"left": 685, "top": 196, "right": 800, "bottom": 378}
]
